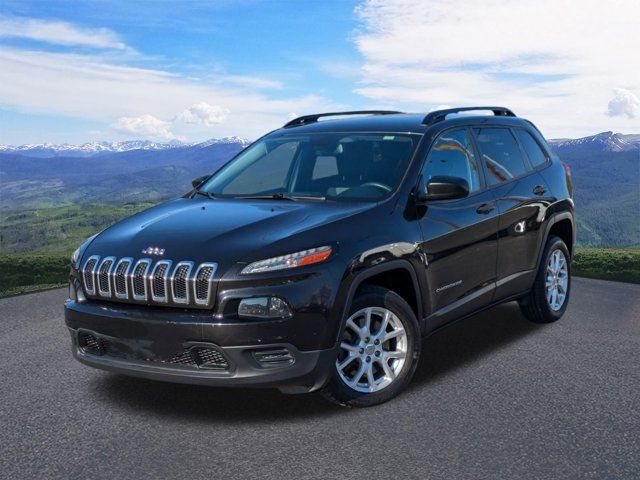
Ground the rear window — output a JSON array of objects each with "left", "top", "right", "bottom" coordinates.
[
  {"left": 514, "top": 129, "right": 548, "bottom": 168},
  {"left": 473, "top": 128, "right": 528, "bottom": 185}
]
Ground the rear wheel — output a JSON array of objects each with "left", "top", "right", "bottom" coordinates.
[
  {"left": 519, "top": 236, "right": 571, "bottom": 323},
  {"left": 321, "top": 285, "right": 420, "bottom": 407}
]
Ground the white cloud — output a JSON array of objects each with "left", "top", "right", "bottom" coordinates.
[
  {"left": 0, "top": 15, "right": 127, "bottom": 50},
  {"left": 0, "top": 46, "right": 343, "bottom": 140},
  {"left": 176, "top": 102, "right": 230, "bottom": 126},
  {"left": 607, "top": 88, "right": 640, "bottom": 119},
  {"left": 112, "top": 114, "right": 176, "bottom": 140},
  {"left": 352, "top": 0, "right": 640, "bottom": 137}
]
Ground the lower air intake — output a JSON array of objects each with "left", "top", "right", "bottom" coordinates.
[
  {"left": 167, "top": 346, "right": 229, "bottom": 370},
  {"left": 78, "top": 331, "right": 106, "bottom": 356}
]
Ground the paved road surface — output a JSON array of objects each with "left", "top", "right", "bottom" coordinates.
[{"left": 1, "top": 278, "right": 639, "bottom": 479}]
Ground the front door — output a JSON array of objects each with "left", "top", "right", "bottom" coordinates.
[{"left": 417, "top": 127, "right": 499, "bottom": 327}]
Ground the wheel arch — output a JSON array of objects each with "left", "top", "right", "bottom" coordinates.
[
  {"left": 335, "top": 259, "right": 424, "bottom": 343},
  {"left": 536, "top": 211, "right": 575, "bottom": 269}
]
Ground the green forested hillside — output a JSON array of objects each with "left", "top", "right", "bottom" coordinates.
[
  {"left": 0, "top": 203, "right": 155, "bottom": 253},
  {"left": 557, "top": 149, "right": 639, "bottom": 247}
]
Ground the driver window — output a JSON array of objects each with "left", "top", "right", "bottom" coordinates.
[{"left": 423, "top": 128, "right": 480, "bottom": 193}]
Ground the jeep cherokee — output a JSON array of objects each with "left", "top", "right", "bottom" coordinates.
[{"left": 65, "top": 106, "right": 575, "bottom": 406}]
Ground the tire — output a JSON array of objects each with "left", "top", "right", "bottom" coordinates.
[
  {"left": 321, "top": 285, "right": 421, "bottom": 407},
  {"left": 519, "top": 235, "right": 571, "bottom": 323}
]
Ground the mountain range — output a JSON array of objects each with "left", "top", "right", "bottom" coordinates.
[
  {"left": 549, "top": 131, "right": 640, "bottom": 153},
  {"left": 0, "top": 132, "right": 638, "bottom": 247},
  {"left": 547, "top": 132, "right": 639, "bottom": 248},
  {"left": 0, "top": 136, "right": 251, "bottom": 158}
]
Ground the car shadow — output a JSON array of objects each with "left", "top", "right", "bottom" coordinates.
[
  {"left": 411, "top": 301, "right": 541, "bottom": 388},
  {"left": 92, "top": 301, "right": 541, "bottom": 420}
]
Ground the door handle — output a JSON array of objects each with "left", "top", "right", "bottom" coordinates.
[
  {"left": 533, "top": 185, "right": 547, "bottom": 196},
  {"left": 476, "top": 203, "right": 495, "bottom": 214}
]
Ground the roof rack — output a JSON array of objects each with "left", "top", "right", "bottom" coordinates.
[
  {"left": 422, "top": 106, "right": 516, "bottom": 125},
  {"left": 283, "top": 110, "right": 402, "bottom": 128}
]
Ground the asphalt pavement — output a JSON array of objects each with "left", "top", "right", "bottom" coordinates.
[{"left": 1, "top": 277, "right": 638, "bottom": 479}]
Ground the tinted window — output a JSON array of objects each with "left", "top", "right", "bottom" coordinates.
[
  {"left": 423, "top": 128, "right": 480, "bottom": 193},
  {"left": 220, "top": 141, "right": 298, "bottom": 195},
  {"left": 312, "top": 156, "right": 338, "bottom": 180},
  {"left": 201, "top": 133, "right": 419, "bottom": 201},
  {"left": 474, "top": 128, "right": 528, "bottom": 185},
  {"left": 514, "top": 129, "right": 548, "bottom": 168}
]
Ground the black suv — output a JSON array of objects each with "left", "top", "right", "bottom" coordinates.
[{"left": 65, "top": 107, "right": 574, "bottom": 406}]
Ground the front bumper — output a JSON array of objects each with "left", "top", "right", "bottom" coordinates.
[{"left": 64, "top": 300, "right": 336, "bottom": 394}]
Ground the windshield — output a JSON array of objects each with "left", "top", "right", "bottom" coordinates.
[{"left": 199, "top": 132, "right": 420, "bottom": 201}]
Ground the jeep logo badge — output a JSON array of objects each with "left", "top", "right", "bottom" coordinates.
[{"left": 141, "top": 246, "right": 165, "bottom": 256}]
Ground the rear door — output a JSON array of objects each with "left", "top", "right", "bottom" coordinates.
[
  {"left": 472, "top": 127, "right": 551, "bottom": 299},
  {"left": 417, "top": 127, "right": 499, "bottom": 327}
]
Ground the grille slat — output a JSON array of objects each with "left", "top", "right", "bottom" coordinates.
[
  {"left": 97, "top": 257, "right": 115, "bottom": 297},
  {"left": 151, "top": 260, "right": 172, "bottom": 303},
  {"left": 81, "top": 256, "right": 216, "bottom": 308},
  {"left": 131, "top": 259, "right": 151, "bottom": 301},
  {"left": 113, "top": 258, "right": 132, "bottom": 299},
  {"left": 171, "top": 262, "right": 193, "bottom": 304},
  {"left": 82, "top": 256, "right": 100, "bottom": 295},
  {"left": 194, "top": 263, "right": 216, "bottom": 305}
]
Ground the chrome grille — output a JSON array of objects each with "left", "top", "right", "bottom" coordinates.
[
  {"left": 97, "top": 256, "right": 115, "bottom": 297},
  {"left": 131, "top": 259, "right": 151, "bottom": 301},
  {"left": 113, "top": 257, "right": 132, "bottom": 299},
  {"left": 194, "top": 263, "right": 216, "bottom": 305},
  {"left": 82, "top": 256, "right": 100, "bottom": 295},
  {"left": 151, "top": 260, "right": 172, "bottom": 303},
  {"left": 171, "top": 262, "right": 193, "bottom": 304},
  {"left": 80, "top": 255, "right": 217, "bottom": 308}
]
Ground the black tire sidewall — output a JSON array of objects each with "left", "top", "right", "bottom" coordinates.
[
  {"left": 323, "top": 285, "right": 421, "bottom": 407},
  {"left": 534, "top": 236, "right": 572, "bottom": 321}
]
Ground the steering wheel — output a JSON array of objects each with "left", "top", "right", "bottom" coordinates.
[{"left": 359, "top": 181, "right": 392, "bottom": 192}]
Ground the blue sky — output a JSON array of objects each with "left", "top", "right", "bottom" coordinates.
[{"left": 1, "top": 0, "right": 638, "bottom": 144}]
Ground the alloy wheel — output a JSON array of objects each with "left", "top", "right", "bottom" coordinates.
[
  {"left": 336, "top": 307, "right": 407, "bottom": 393},
  {"left": 546, "top": 249, "right": 569, "bottom": 311}
]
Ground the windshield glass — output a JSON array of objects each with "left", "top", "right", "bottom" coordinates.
[{"left": 199, "top": 132, "right": 420, "bottom": 201}]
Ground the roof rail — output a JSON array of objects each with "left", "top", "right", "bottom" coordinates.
[
  {"left": 422, "top": 106, "right": 516, "bottom": 125},
  {"left": 283, "top": 110, "right": 402, "bottom": 128}
]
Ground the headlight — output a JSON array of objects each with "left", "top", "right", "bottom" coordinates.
[
  {"left": 240, "top": 245, "right": 332, "bottom": 274},
  {"left": 71, "top": 233, "right": 99, "bottom": 268}
]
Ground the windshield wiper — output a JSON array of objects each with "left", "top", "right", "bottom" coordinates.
[
  {"left": 234, "top": 193, "right": 326, "bottom": 201},
  {"left": 194, "top": 190, "right": 215, "bottom": 199}
]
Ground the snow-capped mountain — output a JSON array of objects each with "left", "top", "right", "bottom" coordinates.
[
  {"left": 549, "top": 131, "right": 640, "bottom": 154},
  {"left": 0, "top": 137, "right": 251, "bottom": 158},
  {"left": 193, "top": 136, "right": 252, "bottom": 149}
]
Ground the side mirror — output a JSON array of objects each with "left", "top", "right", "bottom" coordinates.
[
  {"left": 417, "top": 176, "right": 469, "bottom": 202},
  {"left": 191, "top": 175, "right": 210, "bottom": 189}
]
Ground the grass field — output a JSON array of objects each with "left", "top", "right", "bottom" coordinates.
[
  {"left": 0, "top": 202, "right": 156, "bottom": 254},
  {"left": 0, "top": 253, "right": 69, "bottom": 297},
  {"left": 572, "top": 248, "right": 640, "bottom": 284},
  {"left": 1, "top": 247, "right": 638, "bottom": 299}
]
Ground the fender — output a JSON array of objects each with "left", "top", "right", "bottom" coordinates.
[
  {"left": 535, "top": 210, "right": 575, "bottom": 269},
  {"left": 333, "top": 259, "right": 424, "bottom": 343}
]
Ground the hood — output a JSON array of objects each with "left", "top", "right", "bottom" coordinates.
[{"left": 84, "top": 197, "right": 373, "bottom": 271}]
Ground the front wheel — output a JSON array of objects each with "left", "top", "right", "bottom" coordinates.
[
  {"left": 321, "top": 285, "right": 421, "bottom": 407},
  {"left": 519, "top": 236, "right": 571, "bottom": 323}
]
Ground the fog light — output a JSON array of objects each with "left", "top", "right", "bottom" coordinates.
[{"left": 238, "top": 297, "right": 292, "bottom": 319}]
